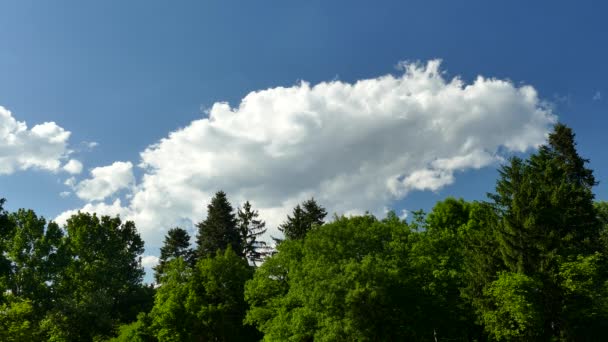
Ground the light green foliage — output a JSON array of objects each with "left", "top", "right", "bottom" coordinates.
[
  {"left": 0, "top": 298, "right": 39, "bottom": 341},
  {"left": 409, "top": 198, "right": 482, "bottom": 340},
  {"left": 246, "top": 214, "right": 425, "bottom": 341},
  {"left": 481, "top": 272, "right": 543, "bottom": 341},
  {"left": 558, "top": 253, "right": 608, "bottom": 338},
  {"left": 111, "top": 312, "right": 156, "bottom": 342},
  {"left": 149, "top": 258, "right": 193, "bottom": 342}
]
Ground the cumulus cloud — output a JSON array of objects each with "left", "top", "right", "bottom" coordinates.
[
  {"left": 0, "top": 106, "right": 72, "bottom": 174},
  {"left": 55, "top": 198, "right": 130, "bottom": 226},
  {"left": 141, "top": 255, "right": 160, "bottom": 268},
  {"left": 57, "top": 60, "right": 556, "bottom": 248},
  {"left": 63, "top": 159, "right": 83, "bottom": 174},
  {"left": 74, "top": 162, "right": 134, "bottom": 201}
]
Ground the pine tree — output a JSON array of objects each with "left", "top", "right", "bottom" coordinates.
[
  {"left": 480, "top": 123, "right": 606, "bottom": 339},
  {"left": 196, "top": 191, "right": 241, "bottom": 259},
  {"left": 154, "top": 227, "right": 193, "bottom": 283},
  {"left": 492, "top": 124, "right": 600, "bottom": 275},
  {"left": 302, "top": 198, "right": 328, "bottom": 229},
  {"left": 237, "top": 201, "right": 269, "bottom": 265},
  {"left": 278, "top": 198, "right": 327, "bottom": 240}
]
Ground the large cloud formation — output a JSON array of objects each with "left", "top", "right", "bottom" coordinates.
[
  {"left": 0, "top": 106, "right": 75, "bottom": 174},
  {"left": 56, "top": 60, "right": 556, "bottom": 248}
]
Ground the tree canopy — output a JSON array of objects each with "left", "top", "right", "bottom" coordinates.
[{"left": 3, "top": 123, "right": 608, "bottom": 341}]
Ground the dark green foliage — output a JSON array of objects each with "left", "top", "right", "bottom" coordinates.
[
  {"left": 186, "top": 247, "right": 259, "bottom": 341},
  {"left": 4, "top": 209, "right": 65, "bottom": 311},
  {"left": 147, "top": 249, "right": 258, "bottom": 341},
  {"left": 278, "top": 198, "right": 327, "bottom": 240},
  {"left": 51, "top": 212, "right": 146, "bottom": 341},
  {"left": 237, "top": 201, "right": 269, "bottom": 265},
  {"left": 0, "top": 198, "right": 11, "bottom": 300},
  {"left": 476, "top": 123, "right": 608, "bottom": 340},
  {"left": 154, "top": 227, "right": 193, "bottom": 283},
  {"left": 196, "top": 191, "right": 242, "bottom": 259}
]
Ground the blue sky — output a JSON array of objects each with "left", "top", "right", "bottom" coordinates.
[{"left": 1, "top": 1, "right": 607, "bottom": 275}]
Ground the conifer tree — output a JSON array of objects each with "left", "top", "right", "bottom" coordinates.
[
  {"left": 195, "top": 191, "right": 241, "bottom": 259},
  {"left": 154, "top": 227, "right": 193, "bottom": 283},
  {"left": 278, "top": 198, "right": 327, "bottom": 240},
  {"left": 237, "top": 201, "right": 269, "bottom": 265},
  {"left": 479, "top": 123, "right": 607, "bottom": 339}
]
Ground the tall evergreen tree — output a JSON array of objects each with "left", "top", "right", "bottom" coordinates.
[
  {"left": 153, "top": 227, "right": 193, "bottom": 283},
  {"left": 237, "top": 201, "right": 269, "bottom": 265},
  {"left": 478, "top": 123, "right": 607, "bottom": 340},
  {"left": 278, "top": 198, "right": 327, "bottom": 240},
  {"left": 196, "top": 191, "right": 241, "bottom": 259}
]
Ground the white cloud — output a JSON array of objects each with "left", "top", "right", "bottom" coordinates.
[
  {"left": 59, "top": 191, "right": 71, "bottom": 198},
  {"left": 63, "top": 159, "right": 83, "bottom": 174},
  {"left": 141, "top": 255, "right": 160, "bottom": 268},
  {"left": 57, "top": 60, "right": 556, "bottom": 248},
  {"left": 593, "top": 91, "right": 601, "bottom": 101},
  {"left": 74, "top": 162, "right": 134, "bottom": 201},
  {"left": 55, "top": 199, "right": 130, "bottom": 226},
  {"left": 0, "top": 106, "right": 72, "bottom": 174}
]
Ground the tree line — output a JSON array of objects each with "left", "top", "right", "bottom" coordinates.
[{"left": 1, "top": 123, "right": 608, "bottom": 341}]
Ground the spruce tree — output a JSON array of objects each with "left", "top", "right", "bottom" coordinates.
[
  {"left": 278, "top": 198, "right": 327, "bottom": 240},
  {"left": 196, "top": 191, "right": 241, "bottom": 259},
  {"left": 237, "top": 201, "right": 269, "bottom": 265},
  {"left": 480, "top": 123, "right": 607, "bottom": 339},
  {"left": 154, "top": 227, "right": 193, "bottom": 283}
]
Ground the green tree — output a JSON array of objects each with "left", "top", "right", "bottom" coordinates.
[
  {"left": 154, "top": 227, "right": 193, "bottom": 283},
  {"left": 0, "top": 298, "right": 40, "bottom": 341},
  {"left": 237, "top": 201, "right": 269, "bottom": 265},
  {"left": 196, "top": 191, "right": 241, "bottom": 259},
  {"left": 148, "top": 257, "right": 194, "bottom": 342},
  {"left": 148, "top": 250, "right": 258, "bottom": 341},
  {"left": 478, "top": 123, "right": 607, "bottom": 340},
  {"left": 278, "top": 198, "right": 327, "bottom": 240},
  {"left": 409, "top": 198, "right": 482, "bottom": 340},
  {"left": 4, "top": 209, "right": 65, "bottom": 311},
  {"left": 0, "top": 198, "right": 13, "bottom": 302},
  {"left": 246, "top": 213, "right": 428, "bottom": 341},
  {"left": 481, "top": 272, "right": 544, "bottom": 341},
  {"left": 186, "top": 247, "right": 259, "bottom": 341},
  {"left": 49, "top": 212, "right": 146, "bottom": 341}
]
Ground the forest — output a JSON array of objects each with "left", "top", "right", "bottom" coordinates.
[{"left": 1, "top": 123, "right": 607, "bottom": 341}]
